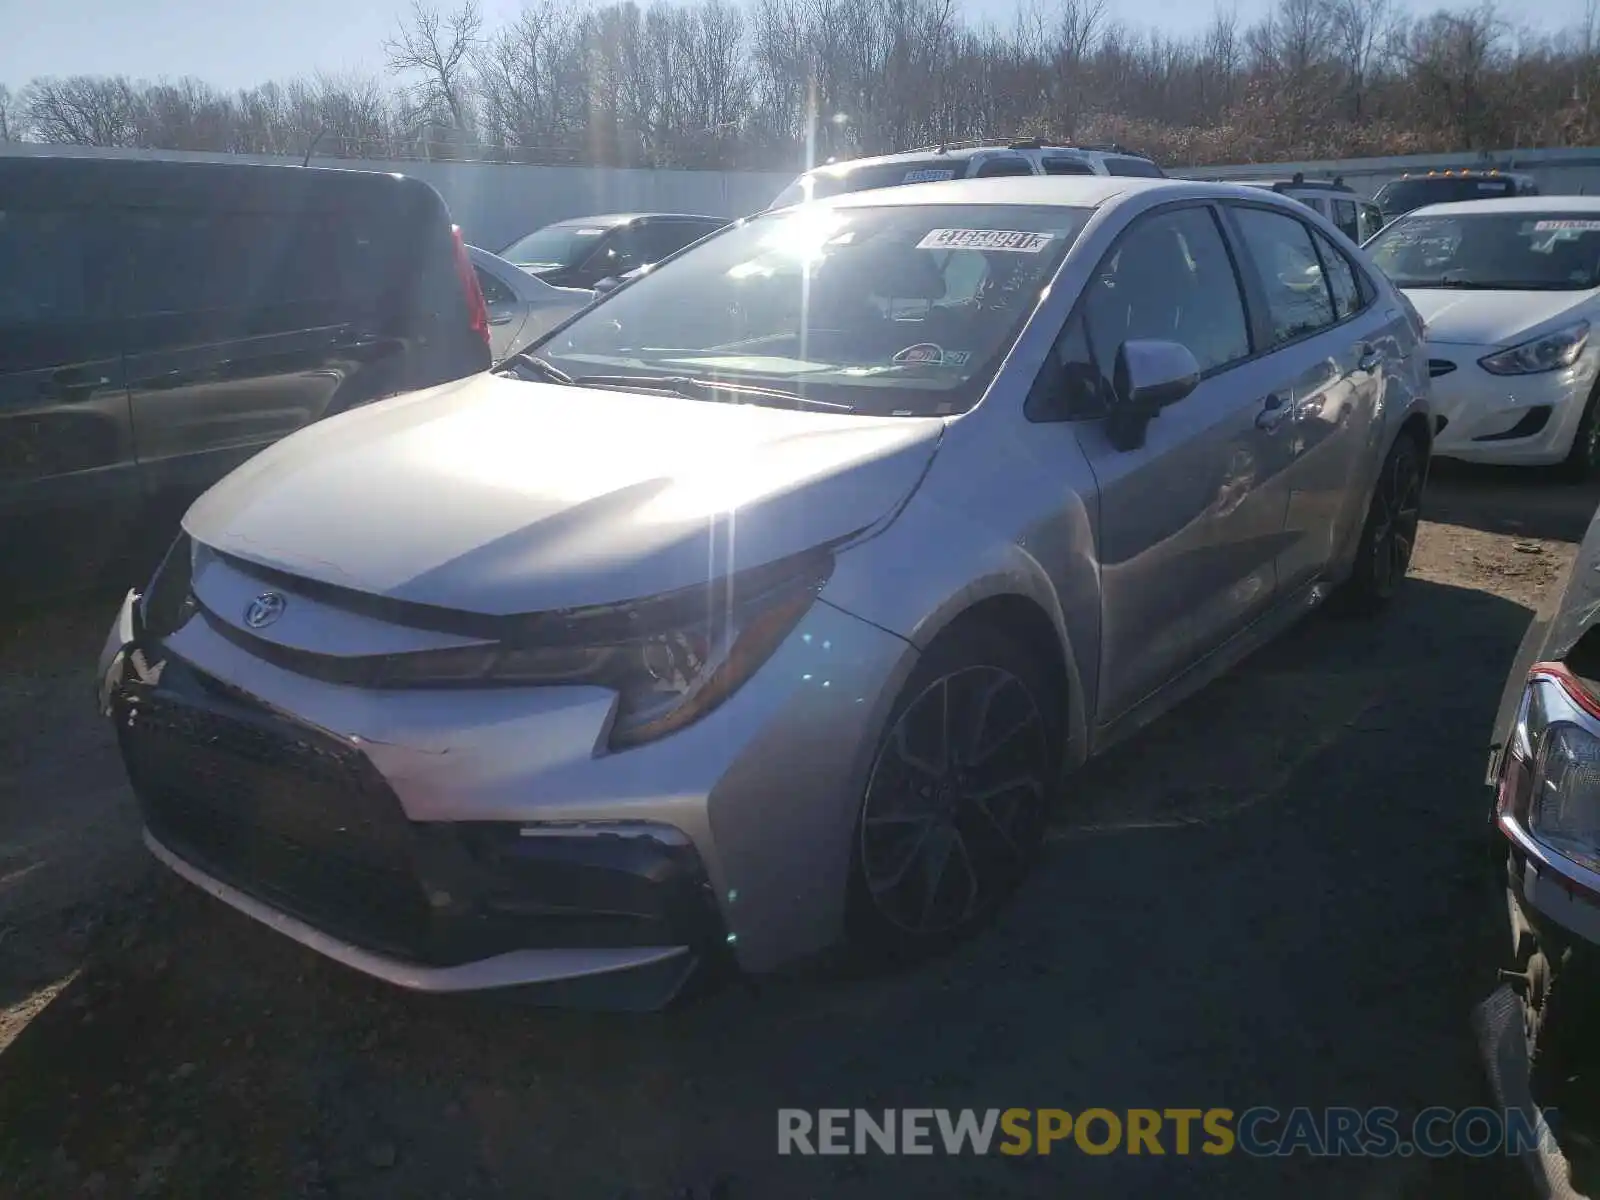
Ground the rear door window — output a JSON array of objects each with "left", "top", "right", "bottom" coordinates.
[
  {"left": 1042, "top": 158, "right": 1096, "bottom": 176},
  {"left": 1309, "top": 228, "right": 1362, "bottom": 320},
  {"left": 1229, "top": 206, "right": 1338, "bottom": 347},
  {"left": 1103, "top": 156, "right": 1165, "bottom": 178},
  {"left": 120, "top": 210, "right": 372, "bottom": 316},
  {"left": 973, "top": 156, "right": 1035, "bottom": 179},
  {"left": 1358, "top": 203, "right": 1385, "bottom": 243},
  {"left": 1331, "top": 199, "right": 1359, "bottom": 241}
]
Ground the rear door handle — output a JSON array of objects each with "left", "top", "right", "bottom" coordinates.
[
  {"left": 488, "top": 312, "right": 515, "bottom": 327},
  {"left": 1256, "top": 393, "right": 1290, "bottom": 431},
  {"left": 1358, "top": 343, "right": 1382, "bottom": 372}
]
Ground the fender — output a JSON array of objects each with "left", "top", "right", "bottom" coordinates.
[{"left": 820, "top": 418, "right": 1102, "bottom": 777}]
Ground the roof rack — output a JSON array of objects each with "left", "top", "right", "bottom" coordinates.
[
  {"left": 1269, "top": 172, "right": 1354, "bottom": 193},
  {"left": 902, "top": 136, "right": 1149, "bottom": 158}
]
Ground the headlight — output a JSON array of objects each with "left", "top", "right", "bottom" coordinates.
[
  {"left": 375, "top": 548, "right": 834, "bottom": 749},
  {"left": 1478, "top": 320, "right": 1591, "bottom": 376},
  {"left": 140, "top": 531, "right": 198, "bottom": 637},
  {"left": 1501, "top": 664, "right": 1600, "bottom": 873}
]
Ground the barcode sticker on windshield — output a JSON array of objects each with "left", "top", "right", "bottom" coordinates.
[
  {"left": 903, "top": 169, "right": 957, "bottom": 183},
  {"left": 1534, "top": 220, "right": 1600, "bottom": 232},
  {"left": 917, "top": 229, "right": 1055, "bottom": 253}
]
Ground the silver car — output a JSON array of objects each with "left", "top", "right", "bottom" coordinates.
[
  {"left": 98, "top": 177, "right": 1432, "bottom": 1009},
  {"left": 466, "top": 244, "right": 595, "bottom": 363}
]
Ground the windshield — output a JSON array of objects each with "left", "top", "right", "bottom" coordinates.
[
  {"left": 770, "top": 161, "right": 965, "bottom": 209},
  {"left": 498, "top": 223, "right": 610, "bottom": 269},
  {"left": 1367, "top": 212, "right": 1600, "bottom": 291},
  {"left": 1373, "top": 177, "right": 1516, "bottom": 216},
  {"left": 530, "top": 202, "right": 1091, "bottom": 415}
]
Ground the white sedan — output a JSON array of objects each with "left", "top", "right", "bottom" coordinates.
[
  {"left": 1366, "top": 197, "right": 1600, "bottom": 479},
  {"left": 466, "top": 245, "right": 595, "bottom": 363}
]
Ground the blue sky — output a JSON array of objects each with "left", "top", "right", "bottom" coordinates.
[{"left": 0, "top": 0, "right": 1591, "bottom": 90}]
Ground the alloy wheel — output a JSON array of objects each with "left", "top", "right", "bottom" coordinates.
[
  {"left": 1369, "top": 446, "right": 1422, "bottom": 599},
  {"left": 859, "top": 666, "right": 1050, "bottom": 936}
]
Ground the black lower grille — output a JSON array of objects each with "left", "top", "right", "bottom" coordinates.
[
  {"left": 112, "top": 653, "right": 723, "bottom": 967},
  {"left": 115, "top": 661, "right": 437, "bottom": 960},
  {"left": 1474, "top": 406, "right": 1552, "bottom": 442}
]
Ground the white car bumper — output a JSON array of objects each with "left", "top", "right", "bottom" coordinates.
[{"left": 1427, "top": 342, "right": 1599, "bottom": 466}]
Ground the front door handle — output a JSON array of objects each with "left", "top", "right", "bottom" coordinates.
[
  {"left": 488, "top": 311, "right": 515, "bottom": 326},
  {"left": 1256, "top": 393, "right": 1290, "bottom": 432},
  {"left": 1358, "top": 343, "right": 1382, "bottom": 372}
]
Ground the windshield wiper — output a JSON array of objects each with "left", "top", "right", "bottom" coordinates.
[
  {"left": 497, "top": 352, "right": 575, "bottom": 384},
  {"left": 571, "top": 373, "right": 854, "bottom": 411}
]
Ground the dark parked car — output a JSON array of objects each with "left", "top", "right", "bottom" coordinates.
[
  {"left": 0, "top": 154, "right": 492, "bottom": 602},
  {"left": 1373, "top": 169, "right": 1538, "bottom": 222},
  {"left": 497, "top": 213, "right": 730, "bottom": 291}
]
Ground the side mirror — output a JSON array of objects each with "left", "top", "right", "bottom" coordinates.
[{"left": 1106, "top": 339, "right": 1201, "bottom": 451}]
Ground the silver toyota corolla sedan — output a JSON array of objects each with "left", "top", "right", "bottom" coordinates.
[{"left": 97, "top": 176, "right": 1433, "bottom": 1009}]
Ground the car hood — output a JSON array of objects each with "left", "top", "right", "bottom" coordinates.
[
  {"left": 1402, "top": 287, "right": 1593, "bottom": 347},
  {"left": 183, "top": 374, "right": 944, "bottom": 616}
]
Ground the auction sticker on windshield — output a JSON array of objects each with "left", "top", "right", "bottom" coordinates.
[
  {"left": 893, "top": 343, "right": 945, "bottom": 364},
  {"left": 1534, "top": 220, "right": 1600, "bottom": 232},
  {"left": 916, "top": 229, "right": 1056, "bottom": 253},
  {"left": 904, "top": 169, "right": 958, "bottom": 183}
]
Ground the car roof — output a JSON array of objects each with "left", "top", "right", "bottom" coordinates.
[
  {"left": 552, "top": 212, "right": 723, "bottom": 227},
  {"left": 1234, "top": 178, "right": 1355, "bottom": 192},
  {"left": 0, "top": 153, "right": 443, "bottom": 212},
  {"left": 804, "top": 143, "right": 1151, "bottom": 176},
  {"left": 1401, "top": 195, "right": 1600, "bottom": 217},
  {"left": 810, "top": 175, "right": 1273, "bottom": 211}
]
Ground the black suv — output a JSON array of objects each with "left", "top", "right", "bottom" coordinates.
[
  {"left": 0, "top": 155, "right": 493, "bottom": 601},
  {"left": 498, "top": 213, "right": 730, "bottom": 290},
  {"left": 1374, "top": 169, "right": 1540, "bottom": 221}
]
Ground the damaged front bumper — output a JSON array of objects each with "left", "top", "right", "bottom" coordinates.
[{"left": 99, "top": 591, "right": 726, "bottom": 1010}]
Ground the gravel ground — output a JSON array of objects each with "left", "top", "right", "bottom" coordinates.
[{"left": 0, "top": 462, "right": 1592, "bottom": 1199}]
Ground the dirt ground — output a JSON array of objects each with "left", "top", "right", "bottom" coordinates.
[{"left": 0, "top": 461, "right": 1593, "bottom": 1199}]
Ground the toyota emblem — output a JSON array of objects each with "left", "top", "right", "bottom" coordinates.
[{"left": 243, "top": 592, "right": 286, "bottom": 629}]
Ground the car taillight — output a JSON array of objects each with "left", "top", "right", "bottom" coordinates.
[{"left": 450, "top": 224, "right": 491, "bottom": 349}]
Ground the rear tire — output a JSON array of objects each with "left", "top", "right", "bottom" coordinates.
[
  {"left": 1329, "top": 431, "right": 1423, "bottom": 617},
  {"left": 843, "top": 622, "right": 1062, "bottom": 965}
]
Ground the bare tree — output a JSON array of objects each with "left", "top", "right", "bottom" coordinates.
[
  {"left": 23, "top": 76, "right": 141, "bottom": 145},
  {"left": 6, "top": 0, "right": 1600, "bottom": 169},
  {"left": 0, "top": 84, "right": 19, "bottom": 141},
  {"left": 385, "top": 0, "right": 483, "bottom": 135}
]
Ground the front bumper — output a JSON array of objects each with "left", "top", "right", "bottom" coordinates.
[
  {"left": 1427, "top": 343, "right": 1598, "bottom": 466},
  {"left": 101, "top": 580, "right": 914, "bottom": 1000},
  {"left": 1501, "top": 811, "right": 1600, "bottom": 949}
]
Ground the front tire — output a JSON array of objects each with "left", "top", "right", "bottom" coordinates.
[
  {"left": 1331, "top": 430, "right": 1423, "bottom": 616},
  {"left": 1558, "top": 387, "right": 1600, "bottom": 483},
  {"left": 844, "top": 622, "right": 1061, "bottom": 965}
]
